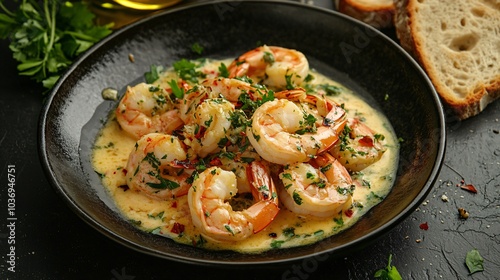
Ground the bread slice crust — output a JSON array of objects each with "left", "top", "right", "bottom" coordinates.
[{"left": 395, "top": 0, "right": 500, "bottom": 119}]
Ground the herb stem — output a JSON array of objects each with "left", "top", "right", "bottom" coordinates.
[
  {"left": 443, "top": 163, "right": 465, "bottom": 181},
  {"left": 64, "top": 30, "right": 99, "bottom": 42},
  {"left": 41, "top": 0, "right": 57, "bottom": 77}
]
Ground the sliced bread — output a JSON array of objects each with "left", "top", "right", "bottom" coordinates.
[
  {"left": 335, "top": 0, "right": 395, "bottom": 28},
  {"left": 394, "top": 0, "right": 500, "bottom": 120}
]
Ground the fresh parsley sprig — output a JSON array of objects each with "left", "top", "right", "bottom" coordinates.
[{"left": 0, "top": 0, "right": 113, "bottom": 92}]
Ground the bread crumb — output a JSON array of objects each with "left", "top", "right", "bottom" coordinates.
[{"left": 441, "top": 194, "right": 449, "bottom": 202}]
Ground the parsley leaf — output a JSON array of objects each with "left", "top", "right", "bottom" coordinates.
[
  {"left": 191, "top": 42, "right": 203, "bottom": 55},
  {"left": 144, "top": 65, "right": 163, "bottom": 84},
  {"left": 465, "top": 249, "right": 484, "bottom": 274},
  {"left": 167, "top": 79, "right": 184, "bottom": 99},
  {"left": 173, "top": 58, "right": 206, "bottom": 83},
  {"left": 218, "top": 62, "right": 229, "bottom": 78}
]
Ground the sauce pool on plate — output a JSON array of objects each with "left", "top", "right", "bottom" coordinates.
[{"left": 92, "top": 46, "right": 399, "bottom": 253}]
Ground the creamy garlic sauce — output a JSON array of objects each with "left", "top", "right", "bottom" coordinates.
[{"left": 92, "top": 57, "right": 399, "bottom": 253}]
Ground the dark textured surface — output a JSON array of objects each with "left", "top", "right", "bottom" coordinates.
[{"left": 0, "top": 0, "right": 498, "bottom": 279}]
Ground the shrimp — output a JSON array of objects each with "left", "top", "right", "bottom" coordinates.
[
  {"left": 201, "top": 77, "right": 268, "bottom": 103},
  {"left": 228, "top": 45, "right": 309, "bottom": 89},
  {"left": 246, "top": 90, "right": 346, "bottom": 165},
  {"left": 178, "top": 85, "right": 212, "bottom": 123},
  {"left": 330, "top": 118, "right": 386, "bottom": 171},
  {"left": 188, "top": 161, "right": 279, "bottom": 242},
  {"left": 116, "top": 83, "right": 184, "bottom": 139},
  {"left": 125, "top": 133, "right": 192, "bottom": 200},
  {"left": 183, "top": 98, "right": 235, "bottom": 158},
  {"left": 279, "top": 153, "right": 354, "bottom": 217},
  {"left": 217, "top": 149, "right": 262, "bottom": 194}
]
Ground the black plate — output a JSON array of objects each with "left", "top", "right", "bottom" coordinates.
[{"left": 39, "top": 0, "right": 445, "bottom": 265}]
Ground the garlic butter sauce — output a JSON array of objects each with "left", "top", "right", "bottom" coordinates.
[{"left": 92, "top": 57, "right": 399, "bottom": 253}]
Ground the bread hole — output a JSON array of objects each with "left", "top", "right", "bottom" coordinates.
[
  {"left": 460, "top": 18, "right": 466, "bottom": 26},
  {"left": 471, "top": 7, "right": 485, "bottom": 17},
  {"left": 441, "top": 22, "right": 447, "bottom": 31},
  {"left": 417, "top": 0, "right": 424, "bottom": 2},
  {"left": 449, "top": 33, "right": 479, "bottom": 51}
]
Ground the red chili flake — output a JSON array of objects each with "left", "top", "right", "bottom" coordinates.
[
  {"left": 122, "top": 168, "right": 128, "bottom": 175},
  {"left": 180, "top": 80, "right": 190, "bottom": 91},
  {"left": 344, "top": 209, "right": 354, "bottom": 218},
  {"left": 209, "top": 157, "right": 222, "bottom": 166},
  {"left": 170, "top": 222, "right": 185, "bottom": 234},
  {"left": 194, "top": 126, "right": 206, "bottom": 139},
  {"left": 358, "top": 136, "right": 374, "bottom": 147},
  {"left": 460, "top": 184, "right": 478, "bottom": 194},
  {"left": 171, "top": 201, "right": 177, "bottom": 208},
  {"left": 419, "top": 222, "right": 429, "bottom": 230}
]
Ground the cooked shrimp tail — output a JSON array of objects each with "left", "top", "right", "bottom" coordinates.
[
  {"left": 245, "top": 161, "right": 280, "bottom": 233},
  {"left": 188, "top": 162, "right": 279, "bottom": 242}
]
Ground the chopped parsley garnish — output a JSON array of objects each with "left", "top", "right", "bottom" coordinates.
[
  {"left": 218, "top": 63, "right": 229, "bottom": 78},
  {"left": 173, "top": 58, "right": 206, "bottom": 83},
  {"left": 285, "top": 74, "right": 294, "bottom": 90},
  {"left": 191, "top": 42, "right": 204, "bottom": 55},
  {"left": 263, "top": 51, "right": 274, "bottom": 64},
  {"left": 283, "top": 227, "right": 296, "bottom": 238},
  {"left": 319, "top": 84, "right": 343, "bottom": 96},
  {"left": 295, "top": 112, "right": 317, "bottom": 135},
  {"left": 292, "top": 190, "right": 303, "bottom": 205},
  {"left": 281, "top": 173, "right": 293, "bottom": 181},
  {"left": 270, "top": 240, "right": 285, "bottom": 249},
  {"left": 145, "top": 65, "right": 164, "bottom": 83},
  {"left": 167, "top": 79, "right": 184, "bottom": 99}
]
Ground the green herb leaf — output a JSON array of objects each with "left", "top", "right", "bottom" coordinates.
[
  {"left": 319, "top": 83, "right": 343, "bottom": 96},
  {"left": 191, "top": 42, "right": 203, "bottom": 55},
  {"left": 173, "top": 58, "right": 206, "bottom": 83},
  {"left": 0, "top": 1, "right": 113, "bottom": 92},
  {"left": 145, "top": 65, "right": 163, "bottom": 84},
  {"left": 465, "top": 249, "right": 484, "bottom": 274},
  {"left": 218, "top": 63, "right": 229, "bottom": 78},
  {"left": 167, "top": 79, "right": 184, "bottom": 99},
  {"left": 374, "top": 254, "right": 402, "bottom": 280}
]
